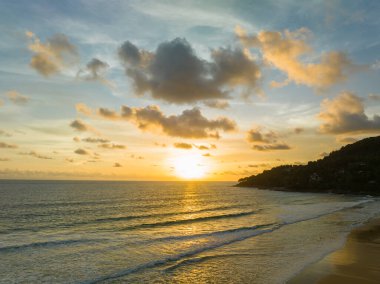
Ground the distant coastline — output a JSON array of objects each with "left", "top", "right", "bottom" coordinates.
[{"left": 236, "top": 136, "right": 380, "bottom": 196}]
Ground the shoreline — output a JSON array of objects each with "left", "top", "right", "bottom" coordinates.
[{"left": 288, "top": 217, "right": 380, "bottom": 283}]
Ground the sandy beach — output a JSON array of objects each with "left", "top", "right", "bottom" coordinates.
[{"left": 289, "top": 217, "right": 380, "bottom": 284}]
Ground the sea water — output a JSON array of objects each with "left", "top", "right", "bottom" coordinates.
[{"left": 1, "top": 180, "right": 379, "bottom": 283}]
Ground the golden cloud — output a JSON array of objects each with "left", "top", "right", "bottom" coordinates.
[
  {"left": 26, "top": 31, "right": 78, "bottom": 77},
  {"left": 173, "top": 142, "right": 193, "bottom": 149},
  {"left": 236, "top": 26, "right": 357, "bottom": 90}
]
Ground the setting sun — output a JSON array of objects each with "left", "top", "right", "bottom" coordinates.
[{"left": 171, "top": 154, "right": 208, "bottom": 179}]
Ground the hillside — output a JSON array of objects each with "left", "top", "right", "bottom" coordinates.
[{"left": 236, "top": 136, "right": 380, "bottom": 195}]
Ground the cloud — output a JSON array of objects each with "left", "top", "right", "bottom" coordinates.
[
  {"left": 318, "top": 91, "right": 380, "bottom": 134},
  {"left": 118, "top": 38, "right": 261, "bottom": 103},
  {"left": 77, "top": 58, "right": 113, "bottom": 87},
  {"left": 319, "top": 152, "right": 329, "bottom": 157},
  {"left": 154, "top": 142, "right": 167, "bottom": 147},
  {"left": 0, "top": 142, "right": 18, "bottom": 149},
  {"left": 368, "top": 93, "right": 380, "bottom": 101},
  {"left": 98, "top": 143, "right": 126, "bottom": 149},
  {"left": 81, "top": 104, "right": 236, "bottom": 139},
  {"left": 247, "top": 128, "right": 278, "bottom": 143},
  {"left": 76, "top": 103, "right": 93, "bottom": 116},
  {"left": 82, "top": 137, "right": 110, "bottom": 143},
  {"left": 252, "top": 144, "right": 291, "bottom": 151},
  {"left": 6, "top": 91, "right": 29, "bottom": 105},
  {"left": 248, "top": 163, "right": 270, "bottom": 168},
  {"left": 65, "top": 158, "right": 74, "bottom": 163},
  {"left": 74, "top": 148, "right": 90, "bottom": 155},
  {"left": 247, "top": 128, "right": 291, "bottom": 151},
  {"left": 294, "top": 127, "right": 304, "bottom": 134},
  {"left": 202, "top": 153, "right": 211, "bottom": 157},
  {"left": 73, "top": 137, "right": 80, "bottom": 142},
  {"left": 194, "top": 144, "right": 213, "bottom": 150},
  {"left": 0, "top": 158, "right": 10, "bottom": 162},
  {"left": 173, "top": 142, "right": 193, "bottom": 149},
  {"left": 70, "top": 119, "right": 93, "bottom": 132},
  {"left": 236, "top": 26, "right": 356, "bottom": 90},
  {"left": 0, "top": 99, "right": 3, "bottom": 107},
  {"left": 372, "top": 59, "right": 380, "bottom": 70},
  {"left": 121, "top": 105, "right": 236, "bottom": 138},
  {"left": 337, "top": 137, "right": 358, "bottom": 144},
  {"left": 113, "top": 162, "right": 122, "bottom": 167},
  {"left": 130, "top": 154, "right": 144, "bottom": 160},
  {"left": 26, "top": 31, "right": 78, "bottom": 77},
  {"left": 0, "top": 130, "right": 12, "bottom": 137},
  {"left": 203, "top": 100, "right": 230, "bottom": 109},
  {"left": 98, "top": 108, "right": 119, "bottom": 120},
  {"left": 19, "top": 151, "right": 52, "bottom": 159}
]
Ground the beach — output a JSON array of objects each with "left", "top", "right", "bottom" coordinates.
[{"left": 289, "top": 217, "right": 380, "bottom": 284}]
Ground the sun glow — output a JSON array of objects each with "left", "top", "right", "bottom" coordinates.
[{"left": 171, "top": 154, "right": 208, "bottom": 179}]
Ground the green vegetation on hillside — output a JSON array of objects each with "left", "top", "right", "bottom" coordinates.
[{"left": 236, "top": 136, "right": 380, "bottom": 195}]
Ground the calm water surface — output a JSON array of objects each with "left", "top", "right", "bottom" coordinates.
[{"left": 1, "top": 180, "right": 379, "bottom": 283}]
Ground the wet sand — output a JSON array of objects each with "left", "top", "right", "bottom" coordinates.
[{"left": 289, "top": 218, "right": 380, "bottom": 284}]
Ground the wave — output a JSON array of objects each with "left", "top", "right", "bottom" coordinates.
[
  {"left": 1, "top": 204, "right": 255, "bottom": 234},
  {"left": 163, "top": 253, "right": 253, "bottom": 273},
  {"left": 119, "top": 210, "right": 258, "bottom": 231},
  {"left": 0, "top": 238, "right": 102, "bottom": 253},
  {"left": 136, "top": 223, "right": 275, "bottom": 244},
  {"left": 81, "top": 226, "right": 276, "bottom": 284},
  {"left": 80, "top": 199, "right": 373, "bottom": 283}
]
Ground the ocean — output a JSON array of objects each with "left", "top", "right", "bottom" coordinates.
[{"left": 1, "top": 180, "right": 379, "bottom": 283}]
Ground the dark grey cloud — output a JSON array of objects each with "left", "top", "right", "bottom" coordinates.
[
  {"left": 118, "top": 38, "right": 261, "bottom": 104},
  {"left": 121, "top": 105, "right": 236, "bottom": 138},
  {"left": 247, "top": 128, "right": 291, "bottom": 151},
  {"left": 70, "top": 120, "right": 92, "bottom": 132},
  {"left": 98, "top": 108, "right": 119, "bottom": 119},
  {"left": 319, "top": 92, "right": 380, "bottom": 134},
  {"left": 252, "top": 144, "right": 291, "bottom": 151},
  {"left": 77, "top": 58, "right": 112, "bottom": 86},
  {"left": 84, "top": 104, "right": 236, "bottom": 139},
  {"left": 247, "top": 129, "right": 278, "bottom": 144}
]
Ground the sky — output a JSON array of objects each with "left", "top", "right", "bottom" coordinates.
[{"left": 0, "top": 0, "right": 379, "bottom": 181}]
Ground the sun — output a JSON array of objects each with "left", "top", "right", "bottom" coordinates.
[{"left": 171, "top": 154, "right": 208, "bottom": 179}]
